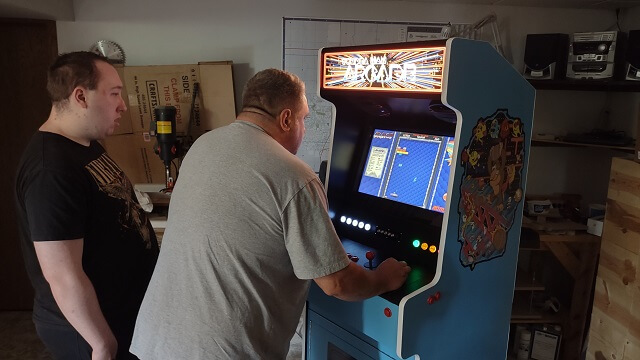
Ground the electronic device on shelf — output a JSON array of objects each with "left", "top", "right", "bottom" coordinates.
[
  {"left": 566, "top": 31, "right": 627, "bottom": 80},
  {"left": 523, "top": 33, "right": 569, "bottom": 80}
]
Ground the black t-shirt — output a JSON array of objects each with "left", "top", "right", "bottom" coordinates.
[{"left": 14, "top": 131, "right": 159, "bottom": 337}]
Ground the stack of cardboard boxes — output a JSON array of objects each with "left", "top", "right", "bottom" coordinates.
[{"left": 104, "top": 62, "right": 236, "bottom": 184}]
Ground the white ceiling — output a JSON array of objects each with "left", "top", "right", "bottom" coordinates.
[
  {"left": 0, "top": 0, "right": 639, "bottom": 21},
  {"left": 361, "top": 0, "right": 640, "bottom": 9}
]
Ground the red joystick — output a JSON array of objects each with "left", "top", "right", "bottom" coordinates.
[{"left": 365, "top": 251, "right": 375, "bottom": 269}]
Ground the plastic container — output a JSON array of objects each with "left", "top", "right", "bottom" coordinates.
[{"left": 517, "top": 330, "right": 531, "bottom": 360}]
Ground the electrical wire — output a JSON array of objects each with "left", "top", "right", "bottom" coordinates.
[{"left": 172, "top": 159, "right": 180, "bottom": 180}]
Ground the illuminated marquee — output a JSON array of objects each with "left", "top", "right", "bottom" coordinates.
[{"left": 322, "top": 47, "right": 446, "bottom": 93}]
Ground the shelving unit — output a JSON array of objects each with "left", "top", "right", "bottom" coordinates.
[
  {"left": 527, "top": 79, "right": 639, "bottom": 159},
  {"left": 531, "top": 139, "right": 635, "bottom": 153},
  {"left": 512, "top": 77, "right": 637, "bottom": 359},
  {"left": 512, "top": 226, "right": 601, "bottom": 360},
  {"left": 527, "top": 79, "right": 640, "bottom": 92}
]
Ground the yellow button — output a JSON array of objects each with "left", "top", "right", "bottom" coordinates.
[{"left": 420, "top": 243, "right": 428, "bottom": 250}]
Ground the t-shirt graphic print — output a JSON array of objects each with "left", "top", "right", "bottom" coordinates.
[{"left": 85, "top": 154, "right": 153, "bottom": 249}]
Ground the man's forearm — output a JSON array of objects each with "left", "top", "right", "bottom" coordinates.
[
  {"left": 49, "top": 272, "right": 117, "bottom": 356},
  {"left": 316, "top": 262, "right": 386, "bottom": 301},
  {"left": 314, "top": 259, "right": 410, "bottom": 301}
]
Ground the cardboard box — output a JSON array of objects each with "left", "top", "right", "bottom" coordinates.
[
  {"left": 124, "top": 64, "right": 199, "bottom": 135},
  {"left": 124, "top": 62, "right": 236, "bottom": 136},
  {"left": 198, "top": 61, "right": 237, "bottom": 132},
  {"left": 105, "top": 61, "right": 236, "bottom": 184},
  {"left": 102, "top": 133, "right": 167, "bottom": 184},
  {"left": 113, "top": 65, "right": 133, "bottom": 135}
]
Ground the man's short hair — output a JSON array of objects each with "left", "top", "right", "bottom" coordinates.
[
  {"left": 241, "top": 68, "right": 305, "bottom": 117},
  {"left": 47, "top": 51, "right": 110, "bottom": 107}
]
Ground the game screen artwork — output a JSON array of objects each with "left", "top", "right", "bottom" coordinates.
[
  {"left": 358, "top": 129, "right": 454, "bottom": 213},
  {"left": 457, "top": 109, "right": 525, "bottom": 270}
]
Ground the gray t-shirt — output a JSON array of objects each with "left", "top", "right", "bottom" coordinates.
[{"left": 130, "top": 121, "right": 350, "bottom": 359}]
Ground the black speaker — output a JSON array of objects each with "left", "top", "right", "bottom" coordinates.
[
  {"left": 625, "top": 30, "right": 640, "bottom": 81},
  {"left": 523, "top": 33, "right": 569, "bottom": 80}
]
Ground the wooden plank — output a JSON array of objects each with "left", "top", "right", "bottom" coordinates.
[
  {"left": 598, "top": 240, "right": 639, "bottom": 300},
  {"left": 588, "top": 308, "right": 629, "bottom": 359},
  {"left": 592, "top": 241, "right": 637, "bottom": 331},
  {"left": 601, "top": 199, "right": 640, "bottom": 255},
  {"left": 587, "top": 328, "right": 623, "bottom": 360},
  {"left": 623, "top": 335, "right": 640, "bottom": 360},
  {"left": 514, "top": 269, "right": 545, "bottom": 291},
  {"left": 539, "top": 233, "right": 601, "bottom": 243},
  {"left": 610, "top": 158, "right": 640, "bottom": 184},
  {"left": 627, "top": 266, "right": 640, "bottom": 342},
  {"left": 588, "top": 157, "right": 640, "bottom": 360}
]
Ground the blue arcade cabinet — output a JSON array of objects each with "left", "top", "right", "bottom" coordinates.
[{"left": 305, "top": 38, "right": 535, "bottom": 359}]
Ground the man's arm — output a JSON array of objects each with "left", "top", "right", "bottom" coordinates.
[
  {"left": 313, "top": 258, "right": 410, "bottom": 302},
  {"left": 34, "top": 239, "right": 117, "bottom": 360}
]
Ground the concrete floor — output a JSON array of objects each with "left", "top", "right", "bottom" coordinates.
[{"left": 0, "top": 311, "right": 303, "bottom": 360}]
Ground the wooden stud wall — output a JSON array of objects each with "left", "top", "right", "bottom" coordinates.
[{"left": 587, "top": 157, "right": 640, "bottom": 360}]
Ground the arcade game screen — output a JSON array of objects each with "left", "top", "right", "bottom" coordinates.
[{"left": 358, "top": 129, "right": 454, "bottom": 213}]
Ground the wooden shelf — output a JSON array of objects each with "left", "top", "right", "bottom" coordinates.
[
  {"left": 538, "top": 232, "right": 600, "bottom": 244},
  {"left": 531, "top": 139, "right": 635, "bottom": 153},
  {"left": 514, "top": 270, "right": 545, "bottom": 291},
  {"left": 511, "top": 298, "right": 564, "bottom": 324},
  {"left": 528, "top": 79, "right": 640, "bottom": 92}
]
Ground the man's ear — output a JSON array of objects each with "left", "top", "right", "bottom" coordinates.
[
  {"left": 279, "top": 108, "right": 293, "bottom": 131},
  {"left": 72, "top": 87, "right": 88, "bottom": 109}
]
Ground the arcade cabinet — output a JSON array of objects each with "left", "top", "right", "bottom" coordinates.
[{"left": 305, "top": 38, "right": 535, "bottom": 359}]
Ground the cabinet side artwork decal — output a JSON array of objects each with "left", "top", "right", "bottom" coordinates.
[{"left": 457, "top": 109, "right": 525, "bottom": 270}]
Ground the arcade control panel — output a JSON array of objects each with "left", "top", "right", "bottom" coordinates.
[{"left": 337, "top": 214, "right": 440, "bottom": 304}]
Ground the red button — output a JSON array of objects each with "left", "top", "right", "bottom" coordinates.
[
  {"left": 384, "top": 307, "right": 392, "bottom": 317},
  {"left": 427, "top": 296, "right": 435, "bottom": 305},
  {"left": 434, "top": 291, "right": 441, "bottom": 300}
]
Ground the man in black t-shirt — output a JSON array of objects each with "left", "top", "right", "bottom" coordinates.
[{"left": 14, "top": 51, "right": 159, "bottom": 360}]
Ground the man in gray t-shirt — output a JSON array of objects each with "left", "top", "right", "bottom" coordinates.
[{"left": 130, "top": 68, "right": 410, "bottom": 359}]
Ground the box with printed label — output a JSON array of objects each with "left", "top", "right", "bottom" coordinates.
[
  {"left": 124, "top": 64, "right": 199, "bottom": 135},
  {"left": 101, "top": 133, "right": 166, "bottom": 184},
  {"left": 124, "top": 62, "right": 236, "bottom": 137}
]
